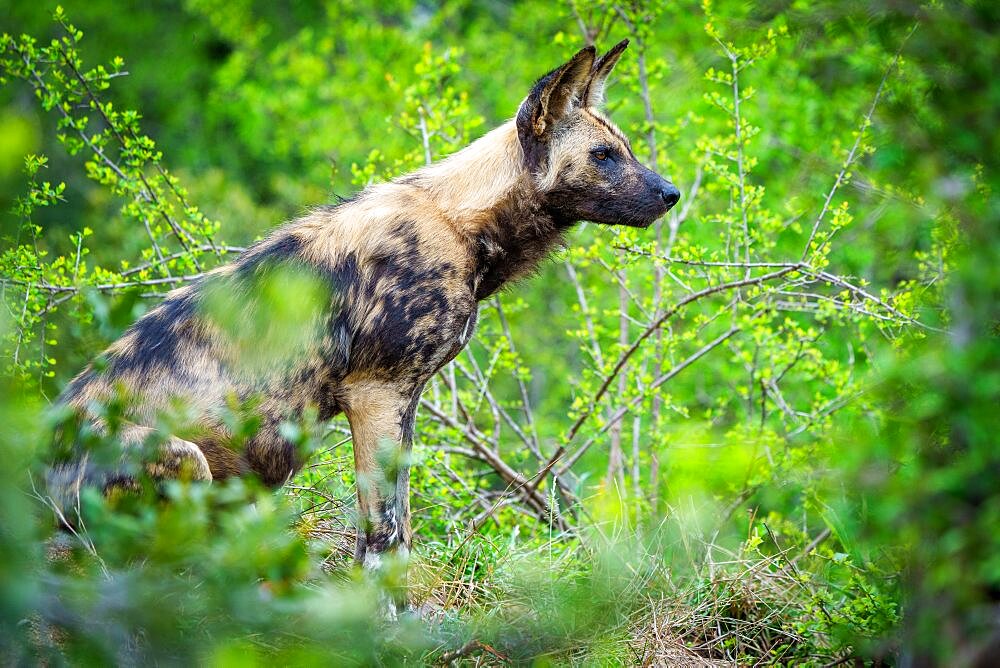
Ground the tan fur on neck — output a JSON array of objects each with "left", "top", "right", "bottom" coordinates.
[{"left": 404, "top": 122, "right": 530, "bottom": 233}]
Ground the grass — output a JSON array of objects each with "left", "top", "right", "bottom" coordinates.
[
  {"left": 14, "top": 434, "right": 889, "bottom": 666},
  {"left": 289, "top": 463, "right": 863, "bottom": 666}
]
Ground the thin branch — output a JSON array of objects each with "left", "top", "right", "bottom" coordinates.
[
  {"left": 493, "top": 298, "right": 542, "bottom": 461},
  {"left": 558, "top": 326, "right": 740, "bottom": 474},
  {"left": 564, "top": 262, "right": 605, "bottom": 368},
  {"left": 800, "top": 26, "right": 915, "bottom": 260},
  {"left": 53, "top": 38, "right": 205, "bottom": 266},
  {"left": 420, "top": 399, "right": 572, "bottom": 533},
  {"left": 565, "top": 265, "right": 801, "bottom": 443}
]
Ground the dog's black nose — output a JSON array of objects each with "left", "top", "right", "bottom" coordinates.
[{"left": 660, "top": 184, "right": 681, "bottom": 208}]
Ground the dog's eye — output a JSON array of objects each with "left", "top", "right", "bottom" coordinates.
[{"left": 592, "top": 149, "right": 608, "bottom": 161}]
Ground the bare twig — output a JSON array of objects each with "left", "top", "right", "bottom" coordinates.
[
  {"left": 565, "top": 265, "right": 801, "bottom": 444},
  {"left": 800, "top": 26, "right": 916, "bottom": 260},
  {"left": 558, "top": 326, "right": 740, "bottom": 474}
]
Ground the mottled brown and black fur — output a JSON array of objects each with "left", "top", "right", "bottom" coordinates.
[{"left": 51, "top": 42, "right": 679, "bottom": 588}]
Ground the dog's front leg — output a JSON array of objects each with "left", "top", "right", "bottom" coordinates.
[{"left": 342, "top": 379, "right": 419, "bottom": 612}]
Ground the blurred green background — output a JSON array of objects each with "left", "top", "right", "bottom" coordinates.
[{"left": 1, "top": 0, "right": 998, "bottom": 665}]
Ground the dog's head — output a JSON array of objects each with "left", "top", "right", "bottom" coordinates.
[{"left": 516, "top": 41, "right": 679, "bottom": 228}]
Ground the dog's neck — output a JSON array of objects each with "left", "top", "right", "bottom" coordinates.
[
  {"left": 406, "top": 122, "right": 527, "bottom": 221},
  {"left": 404, "top": 121, "right": 573, "bottom": 299}
]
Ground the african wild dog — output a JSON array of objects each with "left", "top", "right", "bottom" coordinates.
[{"left": 51, "top": 41, "right": 679, "bottom": 593}]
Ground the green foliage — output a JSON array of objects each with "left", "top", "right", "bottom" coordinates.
[
  {"left": 1, "top": 0, "right": 996, "bottom": 664},
  {"left": 1, "top": 12, "right": 229, "bottom": 392}
]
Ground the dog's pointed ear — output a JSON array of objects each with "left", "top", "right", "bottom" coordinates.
[
  {"left": 583, "top": 39, "right": 629, "bottom": 107},
  {"left": 518, "top": 46, "right": 596, "bottom": 139}
]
